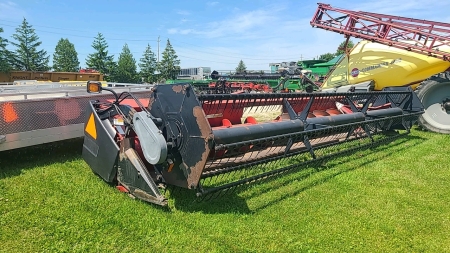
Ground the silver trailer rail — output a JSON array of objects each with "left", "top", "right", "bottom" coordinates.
[{"left": 0, "top": 82, "right": 153, "bottom": 151}]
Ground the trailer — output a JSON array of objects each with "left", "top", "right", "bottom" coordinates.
[{"left": 0, "top": 82, "right": 152, "bottom": 151}]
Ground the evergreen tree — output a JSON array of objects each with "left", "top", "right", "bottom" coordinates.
[
  {"left": 235, "top": 60, "right": 247, "bottom": 73},
  {"left": 114, "top": 43, "right": 138, "bottom": 83},
  {"left": 0, "top": 27, "right": 12, "bottom": 73},
  {"left": 157, "top": 39, "right": 180, "bottom": 81},
  {"left": 139, "top": 44, "right": 157, "bottom": 83},
  {"left": 106, "top": 61, "right": 118, "bottom": 82},
  {"left": 10, "top": 18, "right": 49, "bottom": 71},
  {"left": 53, "top": 38, "right": 79, "bottom": 72},
  {"left": 85, "top": 33, "right": 115, "bottom": 81}
]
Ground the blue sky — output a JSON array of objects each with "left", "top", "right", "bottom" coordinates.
[{"left": 1, "top": 0, "right": 450, "bottom": 71}]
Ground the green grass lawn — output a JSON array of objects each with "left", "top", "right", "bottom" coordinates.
[{"left": 1, "top": 128, "right": 450, "bottom": 252}]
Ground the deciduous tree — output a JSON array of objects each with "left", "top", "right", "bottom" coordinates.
[
  {"left": 336, "top": 40, "right": 354, "bottom": 55},
  {"left": 318, "top": 40, "right": 355, "bottom": 61},
  {"left": 318, "top": 53, "right": 335, "bottom": 61}
]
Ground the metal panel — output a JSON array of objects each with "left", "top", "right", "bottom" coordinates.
[
  {"left": 0, "top": 87, "right": 152, "bottom": 151},
  {"left": 0, "top": 124, "right": 83, "bottom": 151}
]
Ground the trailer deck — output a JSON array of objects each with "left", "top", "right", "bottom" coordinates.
[{"left": 0, "top": 82, "right": 153, "bottom": 151}]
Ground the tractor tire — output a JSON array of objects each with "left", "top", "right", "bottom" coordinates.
[{"left": 416, "top": 75, "right": 450, "bottom": 134}]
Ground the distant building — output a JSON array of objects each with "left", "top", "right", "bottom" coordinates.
[
  {"left": 177, "top": 67, "right": 212, "bottom": 80},
  {"left": 270, "top": 55, "right": 344, "bottom": 80},
  {"left": 269, "top": 61, "right": 300, "bottom": 74}
]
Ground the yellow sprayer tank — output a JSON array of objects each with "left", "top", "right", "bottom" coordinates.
[{"left": 322, "top": 40, "right": 450, "bottom": 90}]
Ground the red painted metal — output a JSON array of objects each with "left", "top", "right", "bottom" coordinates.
[
  {"left": 208, "top": 81, "right": 273, "bottom": 93},
  {"left": 116, "top": 185, "right": 129, "bottom": 193},
  {"left": 311, "top": 3, "right": 450, "bottom": 60}
]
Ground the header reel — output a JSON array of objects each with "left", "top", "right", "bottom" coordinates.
[{"left": 82, "top": 81, "right": 423, "bottom": 206}]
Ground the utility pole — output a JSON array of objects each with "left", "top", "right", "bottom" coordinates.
[{"left": 157, "top": 36, "right": 160, "bottom": 63}]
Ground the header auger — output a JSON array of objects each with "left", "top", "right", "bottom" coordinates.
[{"left": 82, "top": 81, "right": 423, "bottom": 206}]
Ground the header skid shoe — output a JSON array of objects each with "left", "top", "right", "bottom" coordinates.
[{"left": 82, "top": 84, "right": 423, "bottom": 205}]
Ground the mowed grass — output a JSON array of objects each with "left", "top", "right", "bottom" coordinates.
[{"left": 1, "top": 128, "right": 450, "bottom": 252}]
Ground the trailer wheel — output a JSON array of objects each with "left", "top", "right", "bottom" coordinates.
[{"left": 416, "top": 75, "right": 450, "bottom": 134}]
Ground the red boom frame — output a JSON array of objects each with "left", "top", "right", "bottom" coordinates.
[{"left": 310, "top": 3, "right": 450, "bottom": 60}]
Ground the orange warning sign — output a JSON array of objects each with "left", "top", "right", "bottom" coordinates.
[
  {"left": 2, "top": 102, "right": 18, "bottom": 123},
  {"left": 85, "top": 113, "right": 97, "bottom": 139}
]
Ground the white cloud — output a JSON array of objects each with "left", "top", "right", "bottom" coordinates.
[
  {"left": 176, "top": 10, "right": 190, "bottom": 15},
  {"left": 168, "top": 28, "right": 194, "bottom": 35},
  {"left": 167, "top": 28, "right": 178, "bottom": 34},
  {"left": 207, "top": 1, "right": 219, "bottom": 7},
  {"left": 168, "top": 7, "right": 284, "bottom": 39},
  {"left": 352, "top": 0, "right": 426, "bottom": 13},
  {"left": 149, "top": 1, "right": 450, "bottom": 70},
  {"left": 348, "top": 0, "right": 450, "bottom": 20}
]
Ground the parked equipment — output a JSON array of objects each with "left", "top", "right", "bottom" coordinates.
[
  {"left": 0, "top": 83, "right": 151, "bottom": 151},
  {"left": 201, "top": 70, "right": 317, "bottom": 94},
  {"left": 82, "top": 81, "right": 423, "bottom": 205},
  {"left": 310, "top": 3, "right": 450, "bottom": 133}
]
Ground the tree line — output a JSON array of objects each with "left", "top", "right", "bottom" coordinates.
[
  {"left": 0, "top": 18, "right": 354, "bottom": 83},
  {"left": 0, "top": 18, "right": 180, "bottom": 83}
]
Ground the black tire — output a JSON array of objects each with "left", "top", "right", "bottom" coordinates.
[{"left": 416, "top": 75, "right": 450, "bottom": 134}]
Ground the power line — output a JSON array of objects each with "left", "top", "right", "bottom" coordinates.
[
  {"left": 0, "top": 19, "right": 317, "bottom": 65},
  {"left": 170, "top": 38, "right": 309, "bottom": 60},
  {"left": 0, "top": 23, "right": 159, "bottom": 41},
  {"left": 0, "top": 18, "right": 161, "bottom": 38},
  {"left": 0, "top": 18, "right": 315, "bottom": 58}
]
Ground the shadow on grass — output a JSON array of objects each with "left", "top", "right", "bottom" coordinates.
[
  {"left": 0, "top": 133, "right": 426, "bottom": 214},
  {"left": 244, "top": 134, "right": 426, "bottom": 212},
  {"left": 168, "top": 186, "right": 252, "bottom": 214},
  {"left": 0, "top": 138, "right": 84, "bottom": 179},
  {"left": 170, "top": 134, "right": 426, "bottom": 213}
]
